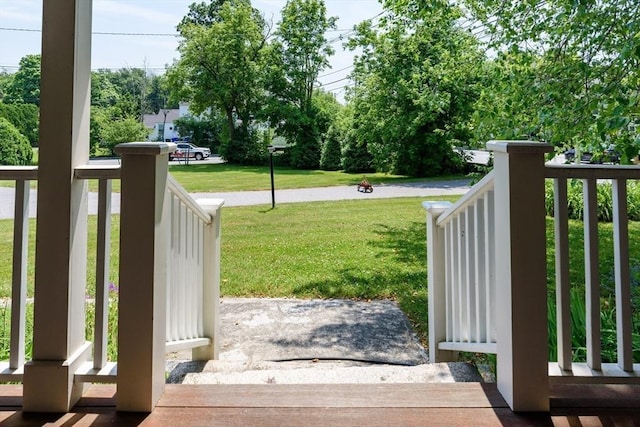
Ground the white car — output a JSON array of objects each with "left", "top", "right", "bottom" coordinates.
[{"left": 170, "top": 142, "right": 211, "bottom": 161}]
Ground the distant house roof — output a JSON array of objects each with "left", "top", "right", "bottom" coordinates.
[{"left": 142, "top": 109, "right": 181, "bottom": 128}]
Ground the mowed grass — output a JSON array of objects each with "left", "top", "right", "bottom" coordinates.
[
  {"left": 169, "top": 163, "right": 458, "bottom": 192},
  {"left": 0, "top": 197, "right": 457, "bottom": 344},
  {"left": 219, "top": 197, "right": 459, "bottom": 341},
  {"left": 1, "top": 162, "right": 462, "bottom": 193},
  {"left": 1, "top": 196, "right": 639, "bottom": 354}
]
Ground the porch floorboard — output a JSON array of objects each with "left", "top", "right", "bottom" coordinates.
[{"left": 0, "top": 383, "right": 639, "bottom": 426}]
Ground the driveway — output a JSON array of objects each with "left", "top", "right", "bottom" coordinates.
[{"left": 0, "top": 179, "right": 470, "bottom": 220}]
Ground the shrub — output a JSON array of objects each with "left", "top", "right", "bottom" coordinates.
[
  {"left": 0, "top": 117, "right": 33, "bottom": 165},
  {"left": 545, "top": 179, "right": 640, "bottom": 222},
  {"left": 319, "top": 125, "right": 342, "bottom": 171}
]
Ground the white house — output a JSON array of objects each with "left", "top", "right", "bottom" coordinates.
[{"left": 143, "top": 103, "right": 192, "bottom": 142}]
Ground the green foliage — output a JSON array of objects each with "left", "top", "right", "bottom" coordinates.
[
  {"left": 547, "top": 288, "right": 640, "bottom": 364},
  {"left": 288, "top": 122, "right": 321, "bottom": 169},
  {"left": 464, "top": 0, "right": 640, "bottom": 159},
  {"left": 0, "top": 117, "right": 33, "bottom": 165},
  {"left": 168, "top": 0, "right": 268, "bottom": 164},
  {"left": 342, "top": 139, "right": 374, "bottom": 173},
  {"left": 174, "top": 113, "right": 224, "bottom": 153},
  {"left": 219, "top": 125, "right": 268, "bottom": 165},
  {"left": 0, "top": 102, "right": 39, "bottom": 146},
  {"left": 3, "top": 54, "right": 41, "bottom": 105},
  {"left": 347, "top": 1, "right": 483, "bottom": 176},
  {"left": 545, "top": 179, "right": 640, "bottom": 222},
  {"left": 177, "top": 0, "right": 229, "bottom": 31},
  {"left": 320, "top": 124, "right": 342, "bottom": 170},
  {"left": 265, "top": 0, "right": 337, "bottom": 170},
  {"left": 0, "top": 302, "right": 33, "bottom": 361},
  {"left": 100, "top": 116, "right": 150, "bottom": 155}
]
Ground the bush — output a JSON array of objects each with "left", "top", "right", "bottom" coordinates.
[
  {"left": 342, "top": 139, "right": 374, "bottom": 173},
  {"left": 219, "top": 126, "right": 268, "bottom": 166},
  {"left": 0, "top": 103, "right": 39, "bottom": 146},
  {"left": 101, "top": 116, "right": 150, "bottom": 155},
  {"left": 0, "top": 117, "right": 33, "bottom": 165},
  {"left": 545, "top": 179, "right": 640, "bottom": 222},
  {"left": 319, "top": 125, "right": 342, "bottom": 171}
]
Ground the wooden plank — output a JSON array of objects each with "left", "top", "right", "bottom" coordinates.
[
  {"left": 157, "top": 383, "right": 508, "bottom": 408},
  {"left": 140, "top": 407, "right": 548, "bottom": 427},
  {"left": 1, "top": 384, "right": 640, "bottom": 426},
  {"left": 551, "top": 384, "right": 640, "bottom": 408}
]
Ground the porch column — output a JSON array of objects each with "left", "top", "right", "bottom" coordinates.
[
  {"left": 115, "top": 142, "right": 174, "bottom": 412},
  {"left": 23, "top": 0, "right": 93, "bottom": 412},
  {"left": 488, "top": 141, "right": 553, "bottom": 412}
]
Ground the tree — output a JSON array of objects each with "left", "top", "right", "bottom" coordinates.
[
  {"left": 267, "top": 0, "right": 337, "bottom": 169},
  {"left": 0, "top": 117, "right": 33, "bottom": 165},
  {"left": 145, "top": 74, "right": 175, "bottom": 114},
  {"left": 168, "top": 0, "right": 270, "bottom": 164},
  {"left": 463, "top": 0, "right": 640, "bottom": 162},
  {"left": 346, "top": 1, "right": 483, "bottom": 176},
  {"left": 174, "top": 112, "right": 225, "bottom": 152},
  {"left": 0, "top": 102, "right": 39, "bottom": 146},
  {"left": 100, "top": 116, "right": 149, "bottom": 155},
  {"left": 177, "top": 0, "right": 229, "bottom": 31},
  {"left": 4, "top": 54, "right": 41, "bottom": 105},
  {"left": 320, "top": 124, "right": 342, "bottom": 170}
]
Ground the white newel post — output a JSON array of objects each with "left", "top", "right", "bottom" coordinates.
[
  {"left": 23, "top": 0, "right": 93, "bottom": 412},
  {"left": 115, "top": 143, "right": 174, "bottom": 412},
  {"left": 488, "top": 141, "right": 553, "bottom": 412},
  {"left": 193, "top": 199, "right": 225, "bottom": 360},
  {"left": 423, "top": 201, "right": 456, "bottom": 363}
]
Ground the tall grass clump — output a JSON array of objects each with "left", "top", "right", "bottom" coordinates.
[
  {"left": 545, "top": 179, "right": 640, "bottom": 221},
  {"left": 0, "top": 301, "right": 34, "bottom": 361}
]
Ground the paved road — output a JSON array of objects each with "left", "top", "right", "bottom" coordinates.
[{"left": 0, "top": 179, "right": 470, "bottom": 220}]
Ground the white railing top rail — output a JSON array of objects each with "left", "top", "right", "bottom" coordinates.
[
  {"left": 0, "top": 166, "right": 39, "bottom": 180},
  {"left": 436, "top": 170, "right": 495, "bottom": 227},
  {"left": 74, "top": 164, "right": 121, "bottom": 180},
  {"left": 167, "top": 174, "right": 212, "bottom": 224}
]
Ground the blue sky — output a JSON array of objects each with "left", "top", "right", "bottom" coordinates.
[{"left": 0, "top": 0, "right": 383, "bottom": 100}]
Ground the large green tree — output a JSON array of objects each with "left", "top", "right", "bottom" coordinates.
[
  {"left": 464, "top": 0, "right": 640, "bottom": 162},
  {"left": 168, "top": 0, "right": 270, "bottom": 164},
  {"left": 347, "top": 1, "right": 483, "bottom": 176},
  {"left": 267, "top": 0, "right": 337, "bottom": 169},
  {"left": 3, "top": 54, "right": 41, "bottom": 105}
]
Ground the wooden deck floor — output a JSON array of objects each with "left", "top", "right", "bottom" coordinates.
[{"left": 0, "top": 383, "right": 639, "bottom": 426}]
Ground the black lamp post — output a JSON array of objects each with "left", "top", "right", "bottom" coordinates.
[{"left": 268, "top": 145, "right": 284, "bottom": 208}]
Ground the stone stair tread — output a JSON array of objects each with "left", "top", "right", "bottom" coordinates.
[{"left": 171, "top": 361, "right": 483, "bottom": 384}]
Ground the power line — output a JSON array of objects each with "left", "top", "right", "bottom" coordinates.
[{"left": 318, "top": 64, "right": 353, "bottom": 78}]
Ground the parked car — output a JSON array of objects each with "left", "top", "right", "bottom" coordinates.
[
  {"left": 564, "top": 147, "right": 620, "bottom": 164},
  {"left": 169, "top": 142, "right": 211, "bottom": 161}
]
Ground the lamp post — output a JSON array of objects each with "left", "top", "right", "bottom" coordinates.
[{"left": 268, "top": 145, "right": 284, "bottom": 208}]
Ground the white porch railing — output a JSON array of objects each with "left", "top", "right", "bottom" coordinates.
[
  {"left": 545, "top": 165, "right": 640, "bottom": 383},
  {"left": 423, "top": 171, "right": 496, "bottom": 362},
  {"left": 0, "top": 166, "right": 38, "bottom": 381},
  {"left": 1, "top": 143, "right": 223, "bottom": 411},
  {"left": 425, "top": 141, "right": 640, "bottom": 412}
]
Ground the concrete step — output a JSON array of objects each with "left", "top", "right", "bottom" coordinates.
[{"left": 167, "top": 359, "right": 488, "bottom": 385}]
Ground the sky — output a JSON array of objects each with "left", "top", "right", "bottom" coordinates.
[{"left": 0, "top": 0, "right": 384, "bottom": 101}]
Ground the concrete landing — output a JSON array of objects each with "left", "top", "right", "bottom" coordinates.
[{"left": 166, "top": 298, "right": 484, "bottom": 384}]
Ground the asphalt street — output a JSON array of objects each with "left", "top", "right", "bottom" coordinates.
[{"left": 0, "top": 178, "right": 470, "bottom": 219}]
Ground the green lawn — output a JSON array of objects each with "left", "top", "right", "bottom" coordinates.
[
  {"left": 168, "top": 163, "right": 461, "bottom": 192},
  {"left": 1, "top": 195, "right": 638, "bottom": 360},
  {"left": 1, "top": 162, "right": 464, "bottom": 193}
]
